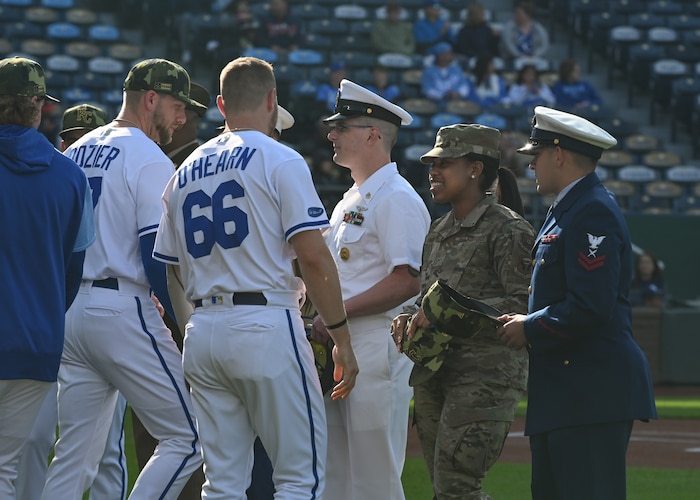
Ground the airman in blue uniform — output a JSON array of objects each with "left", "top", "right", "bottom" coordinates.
[{"left": 499, "top": 106, "right": 657, "bottom": 500}]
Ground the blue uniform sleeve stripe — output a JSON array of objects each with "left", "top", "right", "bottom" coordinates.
[
  {"left": 138, "top": 224, "right": 159, "bottom": 236},
  {"left": 285, "top": 220, "right": 329, "bottom": 240},
  {"left": 153, "top": 251, "right": 179, "bottom": 263}
]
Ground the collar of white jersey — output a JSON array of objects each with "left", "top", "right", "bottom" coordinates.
[{"left": 355, "top": 162, "right": 399, "bottom": 205}]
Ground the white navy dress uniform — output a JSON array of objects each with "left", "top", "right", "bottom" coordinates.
[
  {"left": 322, "top": 80, "right": 431, "bottom": 499},
  {"left": 153, "top": 113, "right": 331, "bottom": 496}
]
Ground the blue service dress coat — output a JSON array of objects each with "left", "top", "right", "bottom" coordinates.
[{"left": 523, "top": 172, "right": 657, "bottom": 436}]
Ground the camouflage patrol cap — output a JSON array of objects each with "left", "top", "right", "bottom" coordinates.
[
  {"left": 402, "top": 322, "right": 452, "bottom": 384},
  {"left": 422, "top": 280, "right": 503, "bottom": 338},
  {"left": 60, "top": 104, "right": 108, "bottom": 137},
  {"left": 0, "top": 57, "right": 58, "bottom": 102},
  {"left": 420, "top": 123, "right": 500, "bottom": 164},
  {"left": 123, "top": 58, "right": 207, "bottom": 113}
]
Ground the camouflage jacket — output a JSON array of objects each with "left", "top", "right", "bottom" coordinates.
[{"left": 418, "top": 195, "right": 535, "bottom": 389}]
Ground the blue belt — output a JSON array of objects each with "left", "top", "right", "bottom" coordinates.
[{"left": 194, "top": 292, "right": 267, "bottom": 308}]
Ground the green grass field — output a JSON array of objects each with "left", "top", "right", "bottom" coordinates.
[{"left": 108, "top": 396, "right": 700, "bottom": 498}]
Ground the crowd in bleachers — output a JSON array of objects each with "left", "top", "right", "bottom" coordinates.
[{"left": 2, "top": 0, "right": 700, "bottom": 221}]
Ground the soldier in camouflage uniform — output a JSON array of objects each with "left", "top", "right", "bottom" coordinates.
[{"left": 392, "top": 124, "right": 535, "bottom": 499}]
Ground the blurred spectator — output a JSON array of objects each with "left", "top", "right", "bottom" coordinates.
[
  {"left": 256, "top": 0, "right": 304, "bottom": 56},
  {"left": 414, "top": 0, "right": 455, "bottom": 54},
  {"left": 472, "top": 55, "right": 508, "bottom": 108},
  {"left": 551, "top": 58, "right": 603, "bottom": 111},
  {"left": 504, "top": 64, "right": 555, "bottom": 107},
  {"left": 371, "top": 1, "right": 416, "bottom": 55},
  {"left": 630, "top": 252, "right": 666, "bottom": 308},
  {"left": 204, "top": 0, "right": 260, "bottom": 75},
  {"left": 39, "top": 101, "right": 61, "bottom": 148},
  {"left": 454, "top": 1, "right": 500, "bottom": 60},
  {"left": 365, "top": 65, "right": 402, "bottom": 103},
  {"left": 173, "top": 0, "right": 216, "bottom": 64},
  {"left": 316, "top": 61, "right": 348, "bottom": 114},
  {"left": 500, "top": 1, "right": 549, "bottom": 60},
  {"left": 422, "top": 42, "right": 477, "bottom": 103}
]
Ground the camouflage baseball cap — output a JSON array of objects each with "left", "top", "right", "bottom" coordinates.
[
  {"left": 422, "top": 280, "right": 503, "bottom": 338},
  {"left": 0, "top": 57, "right": 58, "bottom": 102},
  {"left": 420, "top": 123, "right": 500, "bottom": 164},
  {"left": 60, "top": 104, "right": 108, "bottom": 137},
  {"left": 123, "top": 58, "right": 207, "bottom": 113}
]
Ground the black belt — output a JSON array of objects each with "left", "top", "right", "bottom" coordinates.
[
  {"left": 93, "top": 278, "right": 119, "bottom": 290},
  {"left": 194, "top": 292, "right": 267, "bottom": 308}
]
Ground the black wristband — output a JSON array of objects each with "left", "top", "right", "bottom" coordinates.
[{"left": 324, "top": 317, "right": 348, "bottom": 330}]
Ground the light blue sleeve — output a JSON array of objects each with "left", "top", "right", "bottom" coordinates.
[{"left": 73, "top": 175, "right": 96, "bottom": 252}]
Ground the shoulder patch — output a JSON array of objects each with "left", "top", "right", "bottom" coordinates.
[{"left": 308, "top": 207, "right": 325, "bottom": 217}]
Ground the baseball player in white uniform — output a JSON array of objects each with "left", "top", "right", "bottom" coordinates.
[
  {"left": 41, "top": 59, "right": 206, "bottom": 500},
  {"left": 153, "top": 56, "right": 358, "bottom": 500},
  {"left": 17, "top": 103, "right": 129, "bottom": 500},
  {"left": 310, "top": 79, "right": 431, "bottom": 499}
]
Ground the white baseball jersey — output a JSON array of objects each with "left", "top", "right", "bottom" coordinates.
[
  {"left": 154, "top": 130, "right": 329, "bottom": 299},
  {"left": 65, "top": 125, "right": 175, "bottom": 286}
]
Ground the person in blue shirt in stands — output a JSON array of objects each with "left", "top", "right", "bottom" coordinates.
[
  {"left": 630, "top": 251, "right": 666, "bottom": 308},
  {"left": 551, "top": 58, "right": 603, "bottom": 111},
  {"left": 414, "top": 0, "right": 455, "bottom": 54},
  {"left": 366, "top": 65, "right": 402, "bottom": 103},
  {"left": 421, "top": 42, "right": 477, "bottom": 104}
]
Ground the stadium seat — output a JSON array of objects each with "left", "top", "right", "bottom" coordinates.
[
  {"left": 665, "top": 44, "right": 698, "bottom": 64},
  {"left": 607, "top": 25, "right": 642, "bottom": 87},
  {"left": 0, "top": 38, "right": 14, "bottom": 57},
  {"left": 586, "top": 12, "right": 624, "bottom": 72},
  {"left": 639, "top": 180, "right": 683, "bottom": 213},
  {"left": 648, "top": 27, "right": 679, "bottom": 47},
  {"left": 513, "top": 55, "right": 550, "bottom": 72},
  {"left": 349, "top": 20, "right": 374, "bottom": 36},
  {"left": 649, "top": 59, "right": 688, "bottom": 124},
  {"left": 603, "top": 179, "right": 637, "bottom": 211},
  {"left": 617, "top": 165, "right": 658, "bottom": 183},
  {"left": 46, "top": 22, "right": 82, "bottom": 41},
  {"left": 72, "top": 72, "right": 114, "bottom": 91},
  {"left": 667, "top": 15, "right": 700, "bottom": 33},
  {"left": 643, "top": 150, "right": 682, "bottom": 170},
  {"left": 624, "top": 133, "right": 661, "bottom": 155},
  {"left": 44, "top": 69, "right": 72, "bottom": 91},
  {"left": 101, "top": 88, "right": 123, "bottom": 106},
  {"left": 291, "top": 3, "right": 331, "bottom": 20},
  {"left": 647, "top": 0, "right": 683, "bottom": 16},
  {"left": 599, "top": 150, "right": 634, "bottom": 170},
  {"left": 108, "top": 43, "right": 143, "bottom": 62},
  {"left": 88, "top": 24, "right": 121, "bottom": 43},
  {"left": 64, "top": 41, "right": 101, "bottom": 59},
  {"left": 20, "top": 39, "right": 55, "bottom": 58},
  {"left": 627, "top": 12, "right": 660, "bottom": 31},
  {"left": 595, "top": 166, "right": 610, "bottom": 181},
  {"left": 626, "top": 43, "right": 666, "bottom": 106},
  {"left": 430, "top": 112, "right": 464, "bottom": 129},
  {"left": 403, "top": 114, "right": 424, "bottom": 130},
  {"left": 474, "top": 112, "right": 507, "bottom": 130},
  {"left": 0, "top": 5, "right": 25, "bottom": 23},
  {"left": 399, "top": 97, "right": 437, "bottom": 117},
  {"left": 599, "top": 117, "right": 639, "bottom": 140},
  {"left": 242, "top": 47, "right": 278, "bottom": 64},
  {"left": 336, "top": 34, "right": 372, "bottom": 53},
  {"left": 62, "top": 86, "right": 95, "bottom": 104},
  {"left": 204, "top": 106, "right": 224, "bottom": 124},
  {"left": 334, "top": 4, "right": 368, "bottom": 20},
  {"left": 45, "top": 53, "right": 81, "bottom": 73},
  {"left": 290, "top": 80, "right": 320, "bottom": 99},
  {"left": 87, "top": 56, "right": 125, "bottom": 75},
  {"left": 288, "top": 49, "right": 325, "bottom": 67},
  {"left": 445, "top": 99, "right": 482, "bottom": 119},
  {"left": 41, "top": 0, "right": 74, "bottom": 8},
  {"left": 378, "top": 53, "right": 416, "bottom": 70},
  {"left": 4, "top": 22, "right": 44, "bottom": 40},
  {"left": 666, "top": 165, "right": 700, "bottom": 183},
  {"left": 304, "top": 34, "right": 333, "bottom": 51},
  {"left": 1, "top": 0, "right": 33, "bottom": 6},
  {"left": 275, "top": 64, "right": 307, "bottom": 85},
  {"left": 197, "top": 120, "right": 222, "bottom": 142},
  {"left": 65, "top": 8, "right": 98, "bottom": 25},
  {"left": 670, "top": 76, "right": 700, "bottom": 141},
  {"left": 307, "top": 19, "right": 349, "bottom": 38},
  {"left": 331, "top": 51, "right": 377, "bottom": 69},
  {"left": 24, "top": 6, "right": 59, "bottom": 23}
]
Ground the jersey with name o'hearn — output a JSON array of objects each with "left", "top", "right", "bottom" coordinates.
[
  {"left": 65, "top": 125, "right": 175, "bottom": 285},
  {"left": 154, "top": 130, "right": 329, "bottom": 299}
]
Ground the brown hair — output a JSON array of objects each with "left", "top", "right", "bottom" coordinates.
[
  {"left": 220, "top": 57, "right": 276, "bottom": 114},
  {"left": 558, "top": 58, "right": 578, "bottom": 82},
  {"left": 0, "top": 95, "right": 41, "bottom": 127}
]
